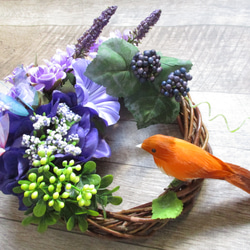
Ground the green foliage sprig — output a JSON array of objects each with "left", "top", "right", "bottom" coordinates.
[{"left": 14, "top": 161, "right": 122, "bottom": 232}]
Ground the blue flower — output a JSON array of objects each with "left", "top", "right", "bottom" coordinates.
[
  {"left": 35, "top": 91, "right": 111, "bottom": 161},
  {"left": 73, "top": 58, "right": 120, "bottom": 126}
]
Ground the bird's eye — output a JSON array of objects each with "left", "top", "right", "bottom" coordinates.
[{"left": 151, "top": 148, "right": 156, "bottom": 153}]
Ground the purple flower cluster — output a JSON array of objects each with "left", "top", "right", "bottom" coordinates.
[
  {"left": 132, "top": 9, "right": 161, "bottom": 44},
  {"left": 74, "top": 6, "right": 117, "bottom": 58},
  {"left": 1, "top": 35, "right": 120, "bottom": 210}
]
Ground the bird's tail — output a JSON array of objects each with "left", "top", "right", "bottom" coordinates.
[{"left": 225, "top": 163, "right": 250, "bottom": 194}]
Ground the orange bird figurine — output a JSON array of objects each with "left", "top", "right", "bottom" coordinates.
[{"left": 137, "top": 134, "right": 250, "bottom": 194}]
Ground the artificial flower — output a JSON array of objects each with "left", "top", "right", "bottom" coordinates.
[
  {"left": 29, "top": 64, "right": 66, "bottom": 91},
  {"left": 0, "top": 114, "right": 9, "bottom": 156},
  {"left": 73, "top": 58, "right": 120, "bottom": 126}
]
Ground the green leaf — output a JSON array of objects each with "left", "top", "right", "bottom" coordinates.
[
  {"left": 22, "top": 196, "right": 33, "bottom": 207},
  {"left": 18, "top": 180, "right": 31, "bottom": 185},
  {"left": 168, "top": 178, "right": 185, "bottom": 189},
  {"left": 37, "top": 218, "right": 48, "bottom": 233},
  {"left": 86, "top": 209, "right": 99, "bottom": 216},
  {"left": 108, "top": 196, "right": 123, "bottom": 205},
  {"left": 33, "top": 199, "right": 47, "bottom": 217},
  {"left": 59, "top": 73, "right": 76, "bottom": 93},
  {"left": 85, "top": 38, "right": 139, "bottom": 97},
  {"left": 45, "top": 213, "right": 59, "bottom": 226},
  {"left": 22, "top": 215, "right": 37, "bottom": 226},
  {"left": 12, "top": 185, "right": 23, "bottom": 194},
  {"left": 99, "top": 175, "right": 113, "bottom": 189},
  {"left": 152, "top": 191, "right": 183, "bottom": 219},
  {"left": 66, "top": 216, "right": 75, "bottom": 231},
  {"left": 82, "top": 161, "right": 96, "bottom": 174},
  {"left": 110, "top": 186, "right": 120, "bottom": 193},
  {"left": 124, "top": 84, "right": 180, "bottom": 129},
  {"left": 37, "top": 91, "right": 50, "bottom": 106},
  {"left": 97, "top": 195, "right": 108, "bottom": 207},
  {"left": 87, "top": 174, "right": 101, "bottom": 186},
  {"left": 78, "top": 217, "right": 88, "bottom": 232}
]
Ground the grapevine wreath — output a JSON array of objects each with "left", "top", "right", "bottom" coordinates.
[{"left": 0, "top": 6, "right": 211, "bottom": 239}]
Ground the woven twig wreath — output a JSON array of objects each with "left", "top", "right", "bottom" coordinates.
[{"left": 85, "top": 94, "right": 211, "bottom": 239}]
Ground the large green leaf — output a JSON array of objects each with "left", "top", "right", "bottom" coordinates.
[
  {"left": 124, "top": 83, "right": 180, "bottom": 129},
  {"left": 85, "top": 38, "right": 139, "bottom": 97},
  {"left": 152, "top": 191, "right": 183, "bottom": 219}
]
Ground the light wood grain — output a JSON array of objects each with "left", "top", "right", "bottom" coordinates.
[{"left": 0, "top": 0, "right": 250, "bottom": 249}]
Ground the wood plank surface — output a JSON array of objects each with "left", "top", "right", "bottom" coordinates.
[{"left": 0, "top": 1, "right": 250, "bottom": 249}]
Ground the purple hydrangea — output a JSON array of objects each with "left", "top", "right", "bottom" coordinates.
[{"left": 72, "top": 58, "right": 120, "bottom": 126}]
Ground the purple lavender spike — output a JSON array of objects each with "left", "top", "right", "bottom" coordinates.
[
  {"left": 132, "top": 9, "right": 161, "bottom": 45},
  {"left": 74, "top": 6, "right": 118, "bottom": 58}
]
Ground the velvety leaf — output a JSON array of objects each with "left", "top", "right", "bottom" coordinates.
[
  {"left": 152, "top": 191, "right": 183, "bottom": 219},
  {"left": 45, "top": 213, "right": 58, "bottom": 226},
  {"left": 82, "top": 161, "right": 96, "bottom": 174},
  {"left": 85, "top": 38, "right": 139, "bottom": 97},
  {"left": 87, "top": 174, "right": 101, "bottom": 185},
  {"left": 66, "top": 216, "right": 75, "bottom": 231},
  {"left": 99, "top": 175, "right": 113, "bottom": 189},
  {"left": 22, "top": 196, "right": 33, "bottom": 207},
  {"left": 22, "top": 216, "right": 36, "bottom": 226},
  {"left": 108, "top": 196, "right": 123, "bottom": 205},
  {"left": 33, "top": 199, "right": 47, "bottom": 217},
  {"left": 110, "top": 186, "right": 120, "bottom": 193},
  {"left": 78, "top": 217, "right": 88, "bottom": 232},
  {"left": 37, "top": 218, "right": 48, "bottom": 233},
  {"left": 124, "top": 83, "right": 180, "bottom": 129},
  {"left": 97, "top": 195, "right": 108, "bottom": 207},
  {"left": 86, "top": 210, "right": 99, "bottom": 216},
  {"left": 12, "top": 185, "right": 23, "bottom": 194}
]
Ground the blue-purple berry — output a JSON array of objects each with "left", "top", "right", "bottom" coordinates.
[
  {"left": 160, "top": 67, "right": 192, "bottom": 102},
  {"left": 131, "top": 49, "right": 162, "bottom": 82}
]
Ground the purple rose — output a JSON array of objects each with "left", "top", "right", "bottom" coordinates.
[
  {"left": 46, "top": 45, "right": 75, "bottom": 72},
  {"left": 29, "top": 64, "right": 66, "bottom": 91}
]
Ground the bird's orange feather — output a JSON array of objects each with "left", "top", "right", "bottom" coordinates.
[{"left": 141, "top": 134, "right": 250, "bottom": 194}]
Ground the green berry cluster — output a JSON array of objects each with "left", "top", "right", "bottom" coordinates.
[{"left": 19, "top": 159, "right": 98, "bottom": 212}]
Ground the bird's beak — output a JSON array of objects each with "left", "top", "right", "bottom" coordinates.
[{"left": 136, "top": 143, "right": 142, "bottom": 148}]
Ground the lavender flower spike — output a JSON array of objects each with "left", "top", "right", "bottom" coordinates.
[
  {"left": 74, "top": 6, "right": 118, "bottom": 58},
  {"left": 132, "top": 9, "right": 161, "bottom": 45}
]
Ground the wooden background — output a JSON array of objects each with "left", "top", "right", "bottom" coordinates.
[{"left": 1, "top": 0, "right": 250, "bottom": 249}]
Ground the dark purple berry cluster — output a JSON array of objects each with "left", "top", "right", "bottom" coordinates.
[
  {"left": 131, "top": 50, "right": 162, "bottom": 83},
  {"left": 160, "top": 67, "right": 192, "bottom": 102}
]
